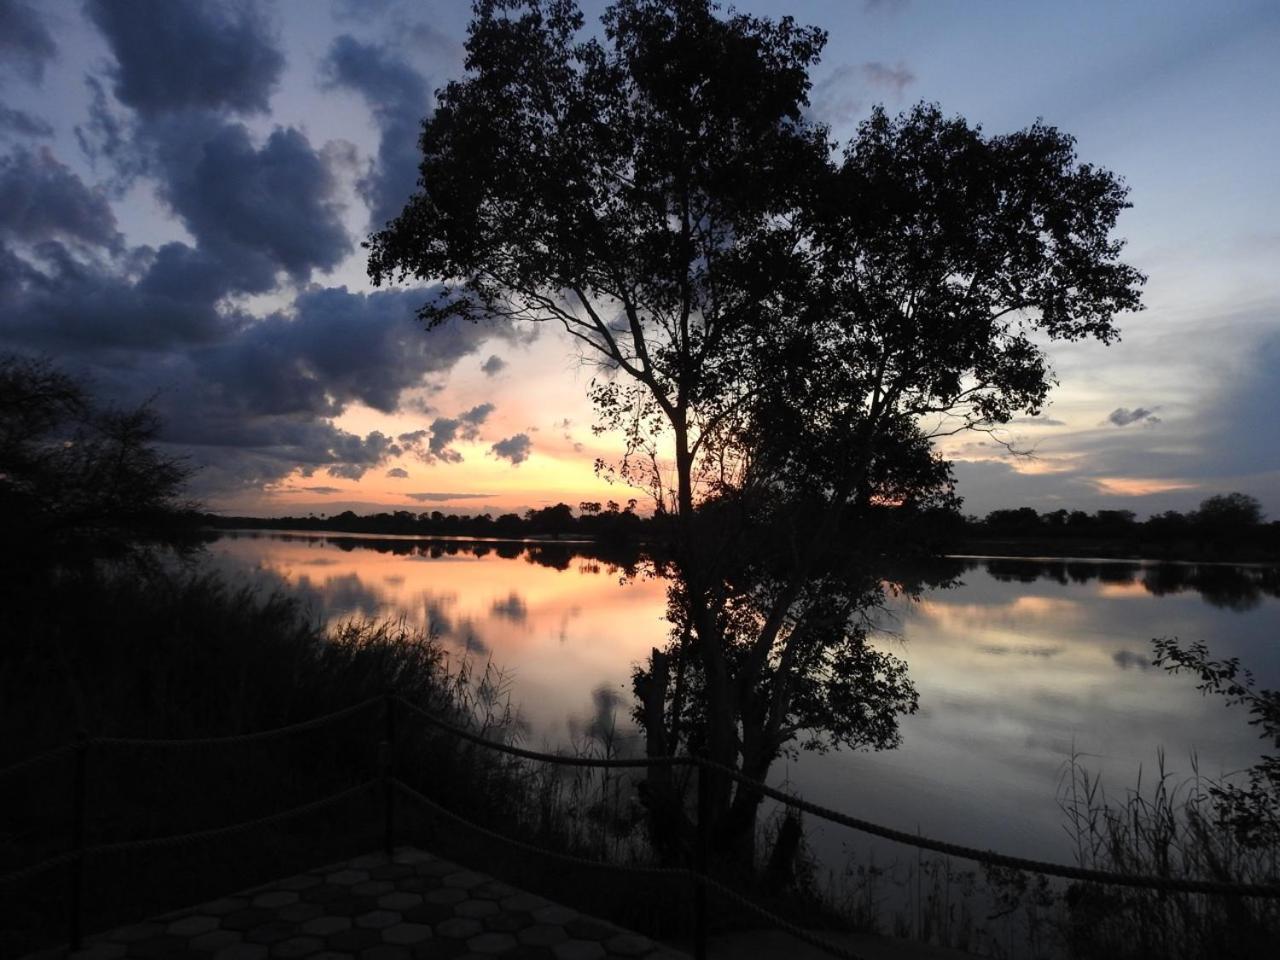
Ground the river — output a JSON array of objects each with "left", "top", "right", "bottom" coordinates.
[{"left": 206, "top": 530, "right": 1279, "bottom": 873}]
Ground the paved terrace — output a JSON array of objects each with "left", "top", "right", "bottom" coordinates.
[{"left": 39, "top": 848, "right": 687, "bottom": 960}]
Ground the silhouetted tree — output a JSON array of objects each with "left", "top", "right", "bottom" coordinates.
[
  {"left": 1195, "top": 492, "right": 1264, "bottom": 534},
  {"left": 369, "top": 0, "right": 1144, "bottom": 860},
  {"left": 0, "top": 354, "right": 193, "bottom": 569}
]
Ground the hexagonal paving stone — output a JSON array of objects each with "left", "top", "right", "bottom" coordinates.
[
  {"left": 482, "top": 910, "right": 530, "bottom": 934},
  {"left": 190, "top": 929, "right": 242, "bottom": 952},
  {"left": 356, "top": 909, "right": 402, "bottom": 930},
  {"left": 349, "top": 853, "right": 388, "bottom": 869},
  {"left": 272, "top": 935, "right": 325, "bottom": 958},
  {"left": 353, "top": 879, "right": 397, "bottom": 896},
  {"left": 415, "top": 860, "right": 458, "bottom": 878},
  {"left": 473, "top": 881, "right": 520, "bottom": 900},
  {"left": 326, "top": 927, "right": 382, "bottom": 953},
  {"left": 278, "top": 900, "right": 325, "bottom": 923},
  {"left": 455, "top": 899, "right": 499, "bottom": 919},
  {"left": 500, "top": 893, "right": 549, "bottom": 913},
  {"left": 393, "top": 849, "right": 434, "bottom": 865},
  {"left": 435, "top": 917, "right": 482, "bottom": 940},
  {"left": 360, "top": 946, "right": 412, "bottom": 960},
  {"left": 518, "top": 924, "right": 569, "bottom": 948},
  {"left": 382, "top": 921, "right": 433, "bottom": 945},
  {"left": 442, "top": 871, "right": 488, "bottom": 890},
  {"left": 467, "top": 931, "right": 518, "bottom": 954},
  {"left": 168, "top": 913, "right": 219, "bottom": 937},
  {"left": 212, "top": 944, "right": 269, "bottom": 960},
  {"left": 379, "top": 891, "right": 423, "bottom": 911},
  {"left": 423, "top": 887, "right": 466, "bottom": 905},
  {"left": 246, "top": 921, "right": 295, "bottom": 945},
  {"left": 302, "top": 916, "right": 354, "bottom": 936},
  {"left": 310, "top": 953, "right": 357, "bottom": 960},
  {"left": 370, "top": 863, "right": 413, "bottom": 881},
  {"left": 253, "top": 890, "right": 301, "bottom": 909},
  {"left": 551, "top": 941, "right": 606, "bottom": 960}
]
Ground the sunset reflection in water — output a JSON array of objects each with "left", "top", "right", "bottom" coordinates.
[{"left": 208, "top": 532, "right": 1280, "bottom": 862}]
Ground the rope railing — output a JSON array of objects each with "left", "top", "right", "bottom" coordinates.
[
  {"left": 6, "top": 691, "right": 1280, "bottom": 960},
  {"left": 391, "top": 695, "right": 1280, "bottom": 899}
]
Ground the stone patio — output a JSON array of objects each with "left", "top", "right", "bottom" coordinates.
[{"left": 49, "top": 848, "right": 689, "bottom": 960}]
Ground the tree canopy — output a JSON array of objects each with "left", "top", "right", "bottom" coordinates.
[{"left": 370, "top": 0, "right": 1146, "bottom": 857}]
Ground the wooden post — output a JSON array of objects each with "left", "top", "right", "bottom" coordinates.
[
  {"left": 381, "top": 692, "right": 395, "bottom": 857},
  {"left": 695, "top": 757, "right": 710, "bottom": 960},
  {"left": 69, "top": 732, "right": 88, "bottom": 950}
]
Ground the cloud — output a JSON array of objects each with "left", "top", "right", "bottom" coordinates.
[
  {"left": 386, "top": 467, "right": 409, "bottom": 478},
  {"left": 811, "top": 61, "right": 916, "bottom": 128},
  {"left": 461, "top": 402, "right": 494, "bottom": 425},
  {"left": 85, "top": 0, "right": 284, "bottom": 117},
  {"left": 301, "top": 485, "right": 342, "bottom": 495},
  {"left": 481, "top": 354, "right": 506, "bottom": 376},
  {"left": 1107, "top": 406, "right": 1161, "bottom": 427},
  {"left": 405, "top": 491, "right": 491, "bottom": 502},
  {"left": 321, "top": 35, "right": 429, "bottom": 228},
  {"left": 0, "top": 0, "right": 57, "bottom": 84},
  {"left": 398, "top": 401, "right": 499, "bottom": 464},
  {"left": 862, "top": 61, "right": 915, "bottom": 94},
  {"left": 0, "top": 103, "right": 52, "bottom": 139},
  {"left": 1112, "top": 650, "right": 1153, "bottom": 670},
  {"left": 144, "top": 115, "right": 352, "bottom": 290},
  {"left": 0, "top": 239, "right": 244, "bottom": 351},
  {"left": 491, "top": 592, "right": 527, "bottom": 623},
  {"left": 0, "top": 148, "right": 121, "bottom": 251},
  {"left": 490, "top": 433, "right": 532, "bottom": 465}
]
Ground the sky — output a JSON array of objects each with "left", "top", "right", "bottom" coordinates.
[{"left": 1, "top": 0, "right": 1277, "bottom": 519}]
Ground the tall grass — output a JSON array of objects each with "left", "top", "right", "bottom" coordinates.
[{"left": 0, "top": 563, "right": 691, "bottom": 954}]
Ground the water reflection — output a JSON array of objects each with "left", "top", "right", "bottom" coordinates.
[{"left": 208, "top": 531, "right": 1279, "bottom": 862}]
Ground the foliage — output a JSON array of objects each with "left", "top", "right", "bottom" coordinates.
[
  {"left": 369, "top": 0, "right": 1144, "bottom": 859},
  {"left": 0, "top": 353, "right": 194, "bottom": 568},
  {"left": 1152, "top": 637, "right": 1280, "bottom": 848}
]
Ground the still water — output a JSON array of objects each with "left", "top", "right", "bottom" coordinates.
[{"left": 207, "top": 531, "right": 1279, "bottom": 867}]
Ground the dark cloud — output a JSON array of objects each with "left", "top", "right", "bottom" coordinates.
[
  {"left": 144, "top": 115, "right": 351, "bottom": 289},
  {"left": 322, "top": 35, "right": 429, "bottom": 227},
  {"left": 85, "top": 0, "right": 284, "bottom": 117},
  {"left": 0, "top": 239, "right": 243, "bottom": 351},
  {"left": 398, "top": 401, "right": 498, "bottom": 464},
  {"left": 0, "top": 0, "right": 57, "bottom": 84},
  {"left": 0, "top": 103, "right": 52, "bottom": 138},
  {"left": 405, "top": 491, "right": 491, "bottom": 502},
  {"left": 460, "top": 402, "right": 494, "bottom": 425},
  {"left": 1107, "top": 406, "right": 1161, "bottom": 427},
  {"left": 481, "top": 354, "right": 506, "bottom": 376},
  {"left": 386, "top": 467, "right": 409, "bottom": 478},
  {"left": 0, "top": 148, "right": 121, "bottom": 251},
  {"left": 490, "top": 433, "right": 532, "bottom": 465},
  {"left": 301, "top": 485, "right": 342, "bottom": 495}
]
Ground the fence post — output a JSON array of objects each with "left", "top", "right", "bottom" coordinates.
[
  {"left": 695, "top": 757, "right": 710, "bottom": 960},
  {"left": 69, "top": 731, "right": 88, "bottom": 951},
  {"left": 381, "top": 692, "right": 395, "bottom": 858}
]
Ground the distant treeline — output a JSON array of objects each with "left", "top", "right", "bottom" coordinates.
[
  {"left": 205, "top": 491, "right": 1279, "bottom": 562},
  {"left": 958, "top": 492, "right": 1278, "bottom": 560}
]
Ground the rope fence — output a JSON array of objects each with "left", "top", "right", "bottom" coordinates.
[{"left": 4, "top": 690, "right": 1278, "bottom": 959}]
